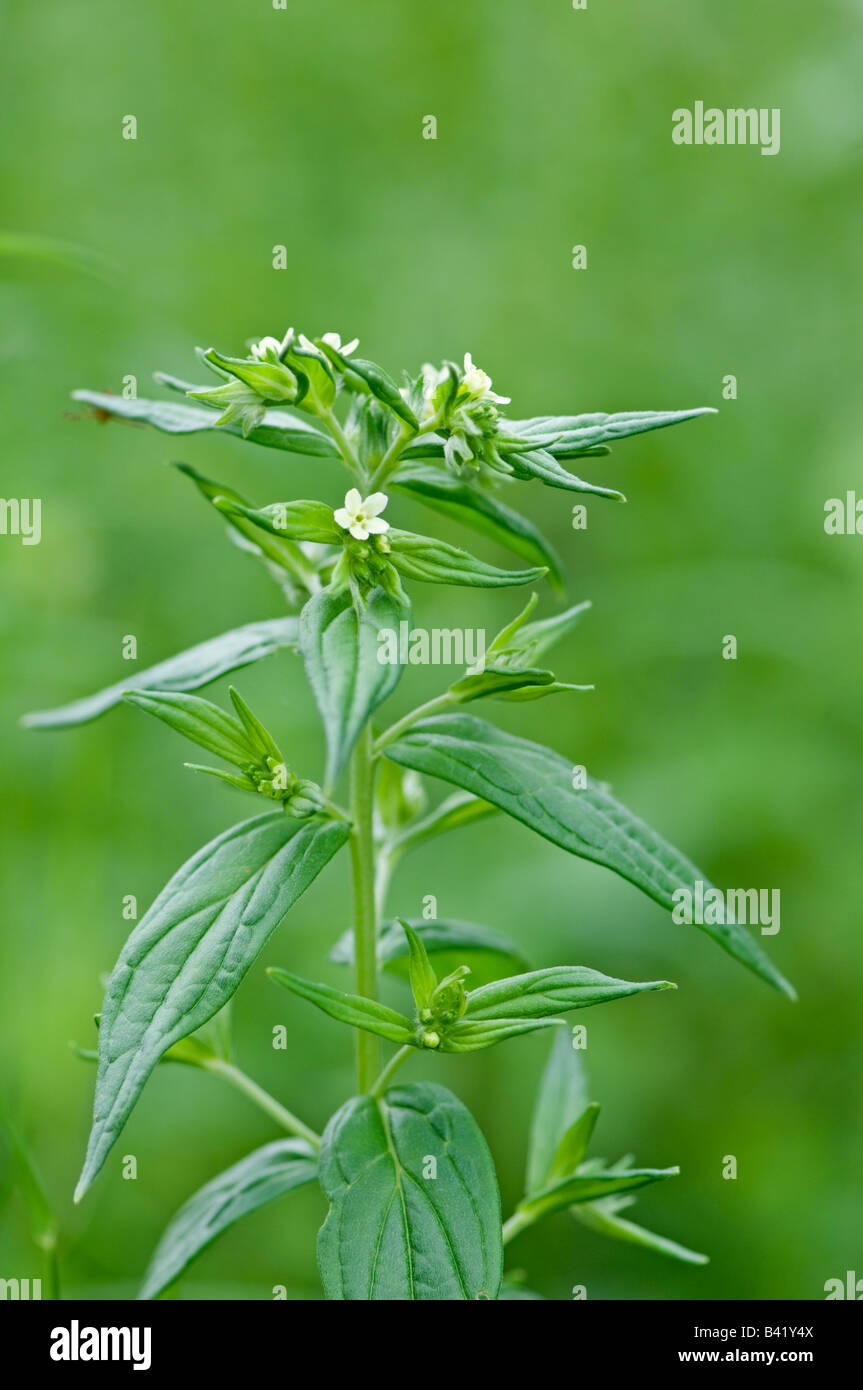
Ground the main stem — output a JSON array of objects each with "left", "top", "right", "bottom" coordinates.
[{"left": 350, "top": 722, "right": 380, "bottom": 1092}]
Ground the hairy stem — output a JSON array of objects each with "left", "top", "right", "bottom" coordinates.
[
  {"left": 350, "top": 723, "right": 381, "bottom": 1091},
  {"left": 204, "top": 1058, "right": 321, "bottom": 1149}
]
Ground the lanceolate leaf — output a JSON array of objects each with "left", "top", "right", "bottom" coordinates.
[
  {"left": 75, "top": 813, "right": 349, "bottom": 1202},
  {"left": 71, "top": 390, "right": 339, "bottom": 458},
  {"left": 123, "top": 690, "right": 257, "bottom": 767},
  {"left": 571, "top": 1199, "right": 709, "bottom": 1265},
  {"left": 517, "top": 1165, "right": 678, "bottom": 1222},
  {"left": 214, "top": 497, "right": 340, "bottom": 546},
  {"left": 384, "top": 713, "right": 793, "bottom": 998},
  {"left": 22, "top": 619, "right": 298, "bottom": 729},
  {"left": 300, "top": 586, "right": 409, "bottom": 785},
  {"left": 550, "top": 1104, "right": 601, "bottom": 1179},
  {"left": 139, "top": 1140, "right": 318, "bottom": 1300},
  {"left": 317, "top": 1082, "right": 502, "bottom": 1300},
  {"left": 463, "top": 967, "right": 675, "bottom": 1020},
  {"left": 386, "top": 792, "right": 498, "bottom": 860},
  {"left": 505, "top": 407, "right": 715, "bottom": 458},
  {"left": 267, "top": 968, "right": 416, "bottom": 1045},
  {"left": 387, "top": 529, "right": 546, "bottom": 589},
  {"left": 439, "top": 1018, "right": 562, "bottom": 1052},
  {"left": 507, "top": 449, "right": 625, "bottom": 500},
  {"left": 526, "top": 1029, "right": 590, "bottom": 1196},
  {"left": 391, "top": 464, "right": 562, "bottom": 589},
  {"left": 173, "top": 463, "right": 321, "bottom": 584}
]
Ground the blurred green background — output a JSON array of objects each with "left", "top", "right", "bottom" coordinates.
[{"left": 2, "top": 0, "right": 861, "bottom": 1301}]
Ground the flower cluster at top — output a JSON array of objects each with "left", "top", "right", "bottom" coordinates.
[{"left": 187, "top": 326, "right": 521, "bottom": 485}]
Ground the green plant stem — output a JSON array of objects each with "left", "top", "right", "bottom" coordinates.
[
  {"left": 204, "top": 1058, "right": 321, "bottom": 1149},
  {"left": 501, "top": 1209, "right": 535, "bottom": 1246},
  {"left": 322, "top": 407, "right": 364, "bottom": 482},
  {"left": 374, "top": 692, "right": 454, "bottom": 755},
  {"left": 371, "top": 1045, "right": 414, "bottom": 1097},
  {"left": 369, "top": 422, "right": 414, "bottom": 489},
  {"left": 349, "top": 723, "right": 381, "bottom": 1092}
]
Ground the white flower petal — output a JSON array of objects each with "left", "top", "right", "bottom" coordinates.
[
  {"left": 365, "top": 517, "right": 389, "bottom": 534},
  {"left": 349, "top": 522, "right": 370, "bottom": 540},
  {"left": 363, "top": 492, "right": 389, "bottom": 517},
  {"left": 343, "top": 488, "right": 362, "bottom": 514},
  {"left": 333, "top": 508, "right": 352, "bottom": 530}
]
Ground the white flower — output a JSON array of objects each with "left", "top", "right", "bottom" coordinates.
[
  {"left": 334, "top": 488, "right": 389, "bottom": 541},
  {"left": 461, "top": 352, "right": 510, "bottom": 404},
  {"left": 250, "top": 335, "right": 284, "bottom": 362},
  {"left": 321, "top": 331, "right": 359, "bottom": 356}
]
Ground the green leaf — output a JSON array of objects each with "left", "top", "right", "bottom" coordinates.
[
  {"left": 384, "top": 713, "right": 794, "bottom": 997},
  {"left": 488, "top": 599, "right": 592, "bottom": 668},
  {"left": 505, "top": 407, "right": 715, "bottom": 458},
  {"left": 267, "top": 968, "right": 416, "bottom": 1046},
  {"left": 321, "top": 348, "right": 418, "bottom": 428},
  {"left": 463, "top": 967, "right": 675, "bottom": 1020},
  {"left": 398, "top": 920, "right": 438, "bottom": 1013},
  {"left": 75, "top": 812, "right": 349, "bottom": 1202},
  {"left": 439, "top": 1017, "right": 563, "bottom": 1052},
  {"left": 526, "top": 1029, "right": 590, "bottom": 1195},
  {"left": 507, "top": 448, "right": 625, "bottom": 500},
  {"left": 387, "top": 528, "right": 546, "bottom": 589},
  {"left": 300, "top": 586, "right": 409, "bottom": 785},
  {"left": 213, "top": 497, "right": 340, "bottom": 546},
  {"left": 571, "top": 1199, "right": 709, "bottom": 1265},
  {"left": 448, "top": 664, "right": 578, "bottom": 703},
  {"left": 71, "top": 390, "right": 339, "bottom": 457},
  {"left": 201, "top": 348, "right": 305, "bottom": 404},
  {"left": 123, "top": 690, "right": 257, "bottom": 767},
  {"left": 329, "top": 917, "right": 528, "bottom": 987},
  {"left": 22, "top": 619, "right": 298, "bottom": 730},
  {"left": 173, "top": 463, "right": 322, "bottom": 585},
  {"left": 549, "top": 1103, "right": 601, "bottom": 1179},
  {"left": 517, "top": 1165, "right": 679, "bottom": 1222},
  {"left": 391, "top": 464, "right": 563, "bottom": 589},
  {"left": 139, "top": 1140, "right": 318, "bottom": 1300},
  {"left": 385, "top": 791, "right": 498, "bottom": 859},
  {"left": 228, "top": 687, "right": 282, "bottom": 762},
  {"left": 317, "top": 1082, "right": 502, "bottom": 1300}
]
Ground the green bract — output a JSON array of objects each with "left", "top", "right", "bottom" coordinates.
[{"left": 26, "top": 327, "right": 780, "bottom": 1298}]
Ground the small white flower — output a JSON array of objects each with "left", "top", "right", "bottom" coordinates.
[
  {"left": 334, "top": 488, "right": 389, "bottom": 541},
  {"left": 297, "top": 332, "right": 324, "bottom": 357},
  {"left": 461, "top": 352, "right": 510, "bottom": 404},
  {"left": 321, "top": 331, "right": 359, "bottom": 356},
  {"left": 250, "top": 335, "right": 284, "bottom": 362}
]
